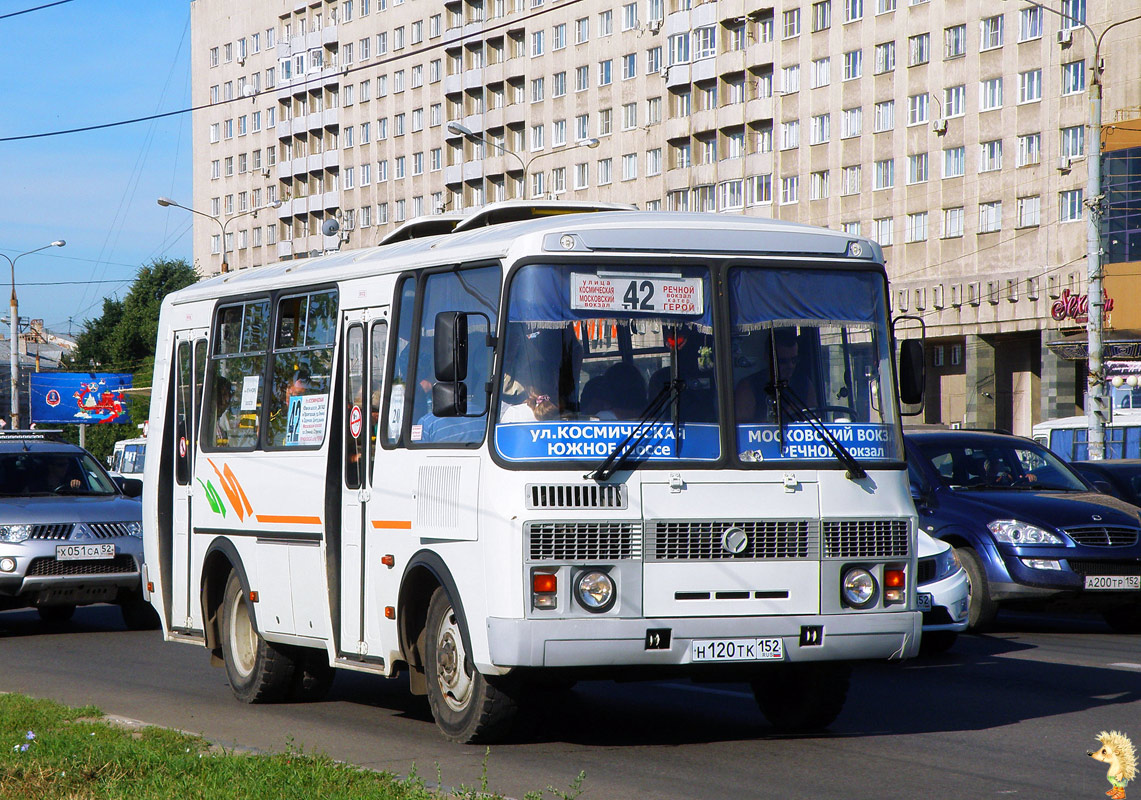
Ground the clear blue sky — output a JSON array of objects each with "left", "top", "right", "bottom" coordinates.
[{"left": 0, "top": 0, "right": 193, "bottom": 337}]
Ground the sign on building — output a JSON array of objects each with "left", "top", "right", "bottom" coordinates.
[{"left": 29, "top": 373, "right": 132, "bottom": 424}]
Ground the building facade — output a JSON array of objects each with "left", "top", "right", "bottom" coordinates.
[{"left": 188, "top": 0, "right": 1141, "bottom": 435}]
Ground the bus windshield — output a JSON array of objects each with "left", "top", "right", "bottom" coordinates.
[{"left": 494, "top": 262, "right": 903, "bottom": 467}]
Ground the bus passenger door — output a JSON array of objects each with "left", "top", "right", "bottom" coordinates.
[
  {"left": 339, "top": 310, "right": 388, "bottom": 659},
  {"left": 170, "top": 333, "right": 207, "bottom": 632}
]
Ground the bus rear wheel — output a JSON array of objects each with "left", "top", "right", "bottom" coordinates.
[
  {"left": 751, "top": 662, "right": 851, "bottom": 732},
  {"left": 424, "top": 587, "right": 519, "bottom": 743},
  {"left": 220, "top": 571, "right": 296, "bottom": 703}
]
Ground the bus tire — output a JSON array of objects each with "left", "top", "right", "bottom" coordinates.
[
  {"left": 424, "top": 587, "right": 518, "bottom": 743},
  {"left": 220, "top": 571, "right": 296, "bottom": 703},
  {"left": 955, "top": 547, "right": 998, "bottom": 631},
  {"left": 751, "top": 662, "right": 851, "bottom": 733}
]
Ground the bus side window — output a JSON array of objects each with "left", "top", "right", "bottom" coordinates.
[
  {"left": 384, "top": 277, "right": 416, "bottom": 447},
  {"left": 369, "top": 320, "right": 388, "bottom": 483},
  {"left": 205, "top": 299, "right": 270, "bottom": 450}
]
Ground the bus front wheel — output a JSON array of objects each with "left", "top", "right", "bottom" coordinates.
[
  {"left": 220, "top": 571, "right": 296, "bottom": 703},
  {"left": 751, "top": 662, "right": 851, "bottom": 732},
  {"left": 424, "top": 587, "right": 519, "bottom": 743}
]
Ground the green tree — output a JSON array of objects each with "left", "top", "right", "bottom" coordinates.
[{"left": 59, "top": 258, "right": 198, "bottom": 460}]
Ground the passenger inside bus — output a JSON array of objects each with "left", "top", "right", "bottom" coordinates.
[{"left": 213, "top": 379, "right": 238, "bottom": 446}]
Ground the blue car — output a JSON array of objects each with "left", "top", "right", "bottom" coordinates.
[{"left": 905, "top": 431, "right": 1141, "bottom": 633}]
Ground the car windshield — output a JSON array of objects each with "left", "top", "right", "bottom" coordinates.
[
  {"left": 0, "top": 452, "right": 119, "bottom": 496},
  {"left": 916, "top": 439, "right": 1087, "bottom": 491}
]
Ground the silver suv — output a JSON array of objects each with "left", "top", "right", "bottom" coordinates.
[{"left": 0, "top": 432, "right": 156, "bottom": 629}]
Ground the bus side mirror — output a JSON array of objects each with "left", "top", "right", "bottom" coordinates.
[
  {"left": 432, "top": 381, "right": 468, "bottom": 417},
  {"left": 898, "top": 339, "right": 925, "bottom": 406},
  {"left": 434, "top": 311, "right": 468, "bottom": 383}
]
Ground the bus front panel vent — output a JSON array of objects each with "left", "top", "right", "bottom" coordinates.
[
  {"left": 822, "top": 519, "right": 909, "bottom": 558},
  {"left": 526, "top": 483, "right": 627, "bottom": 510},
  {"left": 526, "top": 521, "right": 642, "bottom": 561},
  {"left": 645, "top": 519, "right": 817, "bottom": 561}
]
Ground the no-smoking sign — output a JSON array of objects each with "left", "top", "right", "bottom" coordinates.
[{"left": 349, "top": 405, "right": 363, "bottom": 439}]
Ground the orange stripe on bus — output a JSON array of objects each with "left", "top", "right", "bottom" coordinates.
[
  {"left": 372, "top": 520, "right": 412, "bottom": 529},
  {"left": 254, "top": 514, "right": 322, "bottom": 525}
]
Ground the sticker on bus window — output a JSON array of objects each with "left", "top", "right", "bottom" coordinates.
[
  {"left": 285, "top": 394, "right": 329, "bottom": 446},
  {"left": 241, "top": 376, "right": 261, "bottom": 411},
  {"left": 570, "top": 273, "right": 704, "bottom": 316}
]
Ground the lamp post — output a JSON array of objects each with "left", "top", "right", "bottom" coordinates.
[
  {"left": 157, "top": 197, "right": 283, "bottom": 274},
  {"left": 1013, "top": 4, "right": 1141, "bottom": 460},
  {"left": 446, "top": 122, "right": 600, "bottom": 199},
  {"left": 0, "top": 240, "right": 65, "bottom": 429}
]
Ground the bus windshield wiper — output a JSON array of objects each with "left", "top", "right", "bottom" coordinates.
[
  {"left": 776, "top": 385, "right": 867, "bottom": 480},
  {"left": 585, "top": 379, "right": 684, "bottom": 482}
]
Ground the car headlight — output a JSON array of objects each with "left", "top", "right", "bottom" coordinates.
[
  {"left": 987, "top": 520, "right": 1063, "bottom": 545},
  {"left": 0, "top": 525, "right": 33, "bottom": 543},
  {"left": 573, "top": 569, "right": 616, "bottom": 612},
  {"left": 841, "top": 567, "right": 878, "bottom": 608},
  {"left": 933, "top": 548, "right": 961, "bottom": 581},
  {"left": 124, "top": 522, "right": 142, "bottom": 538}
]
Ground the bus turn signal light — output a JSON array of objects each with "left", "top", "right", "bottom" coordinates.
[
  {"left": 381, "top": 554, "right": 395, "bottom": 568},
  {"left": 533, "top": 573, "right": 557, "bottom": 593},
  {"left": 884, "top": 568, "right": 905, "bottom": 588},
  {"left": 385, "top": 606, "right": 395, "bottom": 619}
]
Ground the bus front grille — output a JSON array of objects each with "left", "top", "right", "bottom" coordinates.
[
  {"left": 645, "top": 520, "right": 817, "bottom": 561},
  {"left": 822, "top": 519, "right": 909, "bottom": 558},
  {"left": 526, "top": 521, "right": 641, "bottom": 561}
]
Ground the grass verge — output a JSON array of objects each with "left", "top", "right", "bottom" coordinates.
[{"left": 0, "top": 693, "right": 584, "bottom": 800}]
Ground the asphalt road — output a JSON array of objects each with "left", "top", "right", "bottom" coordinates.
[{"left": 1, "top": 605, "right": 1139, "bottom": 799}]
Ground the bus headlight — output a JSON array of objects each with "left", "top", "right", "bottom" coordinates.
[
  {"left": 841, "top": 567, "right": 877, "bottom": 608},
  {"left": 574, "top": 569, "right": 616, "bottom": 613}
]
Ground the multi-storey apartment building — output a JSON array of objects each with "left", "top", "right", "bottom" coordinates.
[{"left": 189, "top": 0, "right": 1141, "bottom": 435}]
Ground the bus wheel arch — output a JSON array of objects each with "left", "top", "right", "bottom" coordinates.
[
  {"left": 200, "top": 538, "right": 253, "bottom": 663},
  {"left": 398, "top": 553, "right": 472, "bottom": 697}
]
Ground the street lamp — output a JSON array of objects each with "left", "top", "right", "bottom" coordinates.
[
  {"left": 1009, "top": 2, "right": 1141, "bottom": 460},
  {"left": 446, "top": 121, "right": 600, "bottom": 199},
  {"left": 0, "top": 240, "right": 65, "bottom": 429},
  {"left": 157, "top": 197, "right": 283, "bottom": 274}
]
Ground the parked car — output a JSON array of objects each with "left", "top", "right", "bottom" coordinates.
[
  {"left": 1069, "top": 460, "right": 1141, "bottom": 506},
  {"left": 916, "top": 530, "right": 969, "bottom": 653},
  {"left": 905, "top": 430, "right": 1141, "bottom": 633},
  {"left": 0, "top": 431, "right": 157, "bottom": 629}
]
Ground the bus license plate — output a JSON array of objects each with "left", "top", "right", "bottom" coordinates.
[
  {"left": 917, "top": 592, "right": 933, "bottom": 612},
  {"left": 1084, "top": 575, "right": 1141, "bottom": 590},
  {"left": 690, "top": 638, "right": 784, "bottom": 662},
  {"left": 56, "top": 544, "right": 115, "bottom": 561}
]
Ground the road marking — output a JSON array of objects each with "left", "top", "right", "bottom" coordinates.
[{"left": 1108, "top": 662, "right": 1141, "bottom": 671}]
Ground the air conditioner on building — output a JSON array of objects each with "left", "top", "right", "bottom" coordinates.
[
  {"left": 931, "top": 119, "right": 947, "bottom": 135},
  {"left": 1057, "top": 29, "right": 1072, "bottom": 45},
  {"left": 1057, "top": 156, "right": 1073, "bottom": 172},
  {"left": 648, "top": 19, "right": 663, "bottom": 33}
]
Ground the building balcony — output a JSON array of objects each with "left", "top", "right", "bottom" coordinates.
[
  {"left": 291, "top": 158, "right": 309, "bottom": 177},
  {"left": 444, "top": 164, "right": 463, "bottom": 185},
  {"left": 463, "top": 68, "right": 484, "bottom": 91},
  {"left": 321, "top": 24, "right": 337, "bottom": 46},
  {"left": 307, "top": 153, "right": 324, "bottom": 173},
  {"left": 322, "top": 149, "right": 339, "bottom": 170},
  {"left": 323, "top": 191, "right": 340, "bottom": 210},
  {"left": 322, "top": 107, "right": 339, "bottom": 128},
  {"left": 307, "top": 112, "right": 324, "bottom": 132},
  {"left": 277, "top": 240, "right": 294, "bottom": 259},
  {"left": 444, "top": 73, "right": 462, "bottom": 95}
]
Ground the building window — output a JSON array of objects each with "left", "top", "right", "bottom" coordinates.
[
  {"left": 782, "top": 8, "right": 801, "bottom": 38},
  {"left": 874, "top": 41, "right": 895, "bottom": 74},
  {"left": 1060, "top": 0, "right": 1085, "bottom": 29},
  {"left": 906, "top": 212, "right": 928, "bottom": 243},
  {"left": 843, "top": 0, "right": 863, "bottom": 22},
  {"left": 841, "top": 165, "right": 861, "bottom": 195},
  {"left": 1019, "top": 6, "right": 1042, "bottom": 40},
  {"left": 978, "top": 201, "right": 1002, "bottom": 233},
  {"left": 843, "top": 49, "right": 862, "bottom": 80},
  {"left": 979, "top": 140, "right": 1003, "bottom": 172},
  {"left": 1061, "top": 125, "right": 1085, "bottom": 159},
  {"left": 943, "top": 207, "right": 964, "bottom": 238},
  {"left": 747, "top": 175, "right": 772, "bottom": 205},
  {"left": 874, "top": 159, "right": 894, "bottom": 190},
  {"left": 908, "top": 33, "right": 929, "bottom": 66},
  {"left": 1017, "top": 132, "right": 1041, "bottom": 166},
  {"left": 875, "top": 217, "right": 893, "bottom": 246},
  {"left": 780, "top": 120, "right": 800, "bottom": 150},
  {"left": 874, "top": 100, "right": 894, "bottom": 132},
  {"left": 780, "top": 65, "right": 800, "bottom": 93},
  {"left": 841, "top": 107, "right": 862, "bottom": 138},
  {"left": 908, "top": 153, "right": 928, "bottom": 184},
  {"left": 1062, "top": 60, "right": 1086, "bottom": 95},
  {"left": 907, "top": 94, "right": 929, "bottom": 125},
  {"left": 1060, "top": 189, "right": 1084, "bottom": 222},
  {"left": 810, "top": 113, "right": 830, "bottom": 144},
  {"left": 809, "top": 170, "right": 829, "bottom": 200},
  {"left": 780, "top": 176, "right": 799, "bottom": 205},
  {"left": 980, "top": 15, "right": 1004, "bottom": 50},
  {"left": 944, "top": 84, "right": 965, "bottom": 118},
  {"left": 1019, "top": 69, "right": 1042, "bottom": 103},
  {"left": 811, "top": 57, "right": 830, "bottom": 88},
  {"left": 944, "top": 24, "right": 965, "bottom": 58},
  {"left": 1017, "top": 196, "right": 1041, "bottom": 227},
  {"left": 980, "top": 77, "right": 1003, "bottom": 111}
]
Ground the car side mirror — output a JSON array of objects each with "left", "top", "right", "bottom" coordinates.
[
  {"left": 116, "top": 477, "right": 143, "bottom": 498},
  {"left": 1092, "top": 479, "right": 1115, "bottom": 496}
]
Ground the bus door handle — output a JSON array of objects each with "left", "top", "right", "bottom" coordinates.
[{"left": 358, "top": 488, "right": 371, "bottom": 503}]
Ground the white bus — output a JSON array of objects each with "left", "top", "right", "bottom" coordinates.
[
  {"left": 1032, "top": 384, "right": 1141, "bottom": 460},
  {"left": 143, "top": 204, "right": 926, "bottom": 742},
  {"left": 109, "top": 436, "right": 147, "bottom": 478}
]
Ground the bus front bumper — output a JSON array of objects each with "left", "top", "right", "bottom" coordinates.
[{"left": 485, "top": 611, "right": 922, "bottom": 669}]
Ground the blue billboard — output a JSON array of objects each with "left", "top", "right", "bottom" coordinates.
[{"left": 30, "top": 373, "right": 133, "bottom": 424}]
